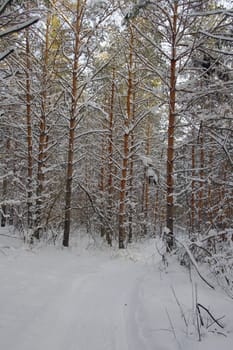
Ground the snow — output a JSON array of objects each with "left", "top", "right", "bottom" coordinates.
[{"left": 0, "top": 227, "right": 233, "bottom": 350}]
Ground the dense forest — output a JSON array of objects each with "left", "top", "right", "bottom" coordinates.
[
  {"left": 1, "top": 1, "right": 233, "bottom": 348},
  {"left": 0, "top": 0, "right": 232, "bottom": 249}
]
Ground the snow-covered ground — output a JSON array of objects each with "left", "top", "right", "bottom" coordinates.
[{"left": 0, "top": 227, "right": 232, "bottom": 350}]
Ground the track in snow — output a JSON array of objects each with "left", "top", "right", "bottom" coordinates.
[
  {"left": 0, "top": 245, "right": 155, "bottom": 350},
  {"left": 1, "top": 234, "right": 233, "bottom": 350}
]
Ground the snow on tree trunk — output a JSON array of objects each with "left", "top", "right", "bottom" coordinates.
[
  {"left": 119, "top": 26, "right": 134, "bottom": 249},
  {"left": 34, "top": 12, "right": 51, "bottom": 240},
  {"left": 25, "top": 28, "right": 33, "bottom": 231},
  {"left": 63, "top": 0, "right": 83, "bottom": 247},
  {"left": 166, "top": 0, "right": 178, "bottom": 251}
]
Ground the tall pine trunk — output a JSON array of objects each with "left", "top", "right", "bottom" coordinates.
[
  {"left": 166, "top": 1, "right": 178, "bottom": 250},
  {"left": 143, "top": 118, "right": 151, "bottom": 236},
  {"left": 63, "top": 0, "right": 83, "bottom": 247},
  {"left": 119, "top": 27, "right": 134, "bottom": 249},
  {"left": 1, "top": 138, "right": 10, "bottom": 227},
  {"left": 34, "top": 12, "right": 51, "bottom": 239},
  {"left": 106, "top": 67, "right": 116, "bottom": 245},
  {"left": 198, "top": 122, "right": 204, "bottom": 230},
  {"left": 128, "top": 90, "right": 136, "bottom": 244},
  {"left": 25, "top": 28, "right": 33, "bottom": 231}
]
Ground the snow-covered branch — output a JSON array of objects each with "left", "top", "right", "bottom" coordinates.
[{"left": 0, "top": 18, "right": 40, "bottom": 38}]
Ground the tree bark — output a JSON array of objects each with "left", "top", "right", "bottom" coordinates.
[
  {"left": 34, "top": 12, "right": 51, "bottom": 239},
  {"left": 198, "top": 122, "right": 204, "bottom": 229},
  {"left": 128, "top": 90, "right": 136, "bottom": 244},
  {"left": 63, "top": 0, "right": 83, "bottom": 247},
  {"left": 25, "top": 28, "right": 33, "bottom": 230},
  {"left": 1, "top": 137, "right": 11, "bottom": 227},
  {"left": 191, "top": 128, "right": 196, "bottom": 231},
  {"left": 143, "top": 118, "right": 151, "bottom": 236},
  {"left": 119, "top": 26, "right": 134, "bottom": 249},
  {"left": 166, "top": 1, "right": 178, "bottom": 250},
  {"left": 105, "top": 67, "right": 116, "bottom": 246}
]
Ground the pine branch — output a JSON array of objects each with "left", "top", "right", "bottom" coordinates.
[
  {"left": 0, "top": 17, "right": 40, "bottom": 38},
  {"left": 0, "top": 48, "right": 14, "bottom": 62},
  {"left": 0, "top": 0, "right": 12, "bottom": 15},
  {"left": 164, "top": 232, "right": 215, "bottom": 290}
]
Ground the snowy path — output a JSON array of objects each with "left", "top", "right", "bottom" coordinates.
[
  {"left": 1, "top": 233, "right": 233, "bottom": 350},
  {"left": 0, "top": 241, "right": 156, "bottom": 350}
]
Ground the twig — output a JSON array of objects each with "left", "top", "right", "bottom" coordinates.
[
  {"left": 165, "top": 233, "right": 215, "bottom": 290},
  {"left": 0, "top": 248, "right": 8, "bottom": 255},
  {"left": 0, "top": 0, "right": 12, "bottom": 15},
  {"left": 195, "top": 284, "right": 202, "bottom": 342},
  {"left": 207, "top": 316, "right": 225, "bottom": 329},
  {"left": 165, "top": 308, "right": 177, "bottom": 340},
  {"left": 197, "top": 303, "right": 224, "bottom": 329},
  {"left": 196, "top": 304, "right": 204, "bottom": 327},
  {"left": 189, "top": 242, "right": 212, "bottom": 257},
  {"left": 0, "top": 48, "right": 14, "bottom": 62},
  {"left": 171, "top": 286, "right": 188, "bottom": 328},
  {"left": 165, "top": 308, "right": 182, "bottom": 350}
]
